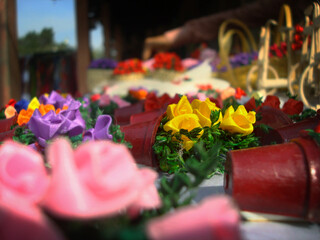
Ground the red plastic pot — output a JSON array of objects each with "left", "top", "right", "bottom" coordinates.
[
  {"left": 0, "top": 114, "right": 17, "bottom": 133},
  {"left": 0, "top": 128, "right": 16, "bottom": 142},
  {"left": 224, "top": 136, "right": 320, "bottom": 222},
  {"left": 130, "top": 108, "right": 165, "bottom": 125},
  {"left": 256, "top": 115, "right": 320, "bottom": 145},
  {"left": 120, "top": 113, "right": 163, "bottom": 167},
  {"left": 114, "top": 100, "right": 145, "bottom": 125}
]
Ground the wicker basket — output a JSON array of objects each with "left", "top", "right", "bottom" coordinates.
[{"left": 217, "top": 19, "right": 258, "bottom": 89}]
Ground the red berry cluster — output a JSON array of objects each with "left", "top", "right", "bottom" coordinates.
[
  {"left": 152, "top": 52, "right": 184, "bottom": 72},
  {"left": 113, "top": 59, "right": 146, "bottom": 75}
]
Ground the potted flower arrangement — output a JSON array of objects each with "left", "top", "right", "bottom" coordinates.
[
  {"left": 244, "top": 94, "right": 319, "bottom": 145},
  {"left": 87, "top": 58, "right": 118, "bottom": 93},
  {"left": 151, "top": 52, "right": 185, "bottom": 81},
  {"left": 120, "top": 94, "right": 259, "bottom": 172},
  {"left": 112, "top": 58, "right": 146, "bottom": 80},
  {"left": 0, "top": 100, "right": 18, "bottom": 141}
]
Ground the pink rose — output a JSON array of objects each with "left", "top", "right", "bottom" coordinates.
[
  {"left": 0, "top": 141, "right": 63, "bottom": 240},
  {"left": 0, "top": 141, "right": 50, "bottom": 204},
  {"left": 147, "top": 196, "right": 241, "bottom": 240},
  {"left": 42, "top": 138, "right": 161, "bottom": 219}
]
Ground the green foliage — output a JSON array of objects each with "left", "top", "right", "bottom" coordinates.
[
  {"left": 0, "top": 109, "right": 5, "bottom": 119},
  {"left": 289, "top": 108, "right": 317, "bottom": 122},
  {"left": 306, "top": 129, "right": 320, "bottom": 145},
  {"left": 12, "top": 126, "right": 36, "bottom": 145},
  {"left": 18, "top": 27, "right": 73, "bottom": 56},
  {"left": 153, "top": 111, "right": 260, "bottom": 175}
]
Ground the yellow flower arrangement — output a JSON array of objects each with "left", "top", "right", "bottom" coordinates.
[{"left": 219, "top": 105, "right": 256, "bottom": 135}]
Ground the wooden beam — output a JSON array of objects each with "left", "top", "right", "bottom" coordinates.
[
  {"left": 76, "top": 0, "right": 90, "bottom": 94},
  {"left": 0, "top": 0, "right": 20, "bottom": 106},
  {"left": 100, "top": 1, "right": 111, "bottom": 58}
]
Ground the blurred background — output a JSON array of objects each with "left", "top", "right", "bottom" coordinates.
[{"left": 0, "top": 0, "right": 256, "bottom": 106}]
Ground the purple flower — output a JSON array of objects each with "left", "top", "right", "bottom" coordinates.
[
  {"left": 39, "top": 91, "right": 73, "bottom": 109},
  {"left": 27, "top": 99, "right": 86, "bottom": 147},
  {"left": 83, "top": 115, "right": 113, "bottom": 142},
  {"left": 89, "top": 58, "right": 118, "bottom": 69}
]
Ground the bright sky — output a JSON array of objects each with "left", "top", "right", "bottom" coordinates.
[{"left": 17, "top": 0, "right": 103, "bottom": 49}]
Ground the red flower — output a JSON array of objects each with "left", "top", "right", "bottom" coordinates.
[
  {"left": 144, "top": 92, "right": 171, "bottom": 112},
  {"left": 5, "top": 99, "right": 17, "bottom": 108},
  {"left": 244, "top": 97, "right": 257, "bottom": 112},
  {"left": 90, "top": 94, "right": 101, "bottom": 102},
  {"left": 197, "top": 84, "right": 213, "bottom": 91},
  {"left": 281, "top": 98, "right": 304, "bottom": 115},
  {"left": 234, "top": 87, "right": 247, "bottom": 100},
  {"left": 315, "top": 123, "right": 320, "bottom": 133},
  {"left": 261, "top": 95, "right": 280, "bottom": 109},
  {"left": 152, "top": 52, "right": 184, "bottom": 72}
]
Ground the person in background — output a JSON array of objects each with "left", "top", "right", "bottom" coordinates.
[{"left": 142, "top": 0, "right": 311, "bottom": 60}]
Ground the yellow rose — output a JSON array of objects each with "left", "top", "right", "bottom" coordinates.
[
  {"left": 166, "top": 95, "right": 193, "bottom": 120},
  {"left": 220, "top": 105, "right": 256, "bottom": 135},
  {"left": 164, "top": 113, "right": 203, "bottom": 150},
  {"left": 191, "top": 98, "right": 222, "bottom": 127},
  {"left": 28, "top": 97, "right": 40, "bottom": 110}
]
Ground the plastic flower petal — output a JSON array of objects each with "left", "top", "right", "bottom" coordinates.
[
  {"left": 166, "top": 95, "right": 193, "bottom": 120},
  {"left": 17, "top": 108, "right": 34, "bottom": 126},
  {"left": 164, "top": 114, "right": 203, "bottom": 150},
  {"left": 39, "top": 104, "right": 55, "bottom": 116},
  {"left": 147, "top": 196, "right": 241, "bottom": 240},
  {"left": 14, "top": 99, "right": 29, "bottom": 113},
  {"left": 83, "top": 115, "right": 113, "bottom": 142},
  {"left": 28, "top": 97, "right": 40, "bottom": 110},
  {"left": 42, "top": 138, "right": 160, "bottom": 219},
  {"left": 0, "top": 141, "right": 50, "bottom": 204},
  {"left": 192, "top": 98, "right": 222, "bottom": 127},
  {"left": 4, "top": 106, "right": 17, "bottom": 119},
  {"left": 220, "top": 105, "right": 256, "bottom": 135}
]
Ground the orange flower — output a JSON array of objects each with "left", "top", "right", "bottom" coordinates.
[
  {"left": 17, "top": 108, "right": 34, "bottom": 126},
  {"left": 4, "top": 106, "right": 17, "bottom": 119},
  {"left": 56, "top": 105, "right": 68, "bottom": 114},
  {"left": 39, "top": 104, "right": 55, "bottom": 116},
  {"left": 129, "top": 89, "right": 148, "bottom": 100}
]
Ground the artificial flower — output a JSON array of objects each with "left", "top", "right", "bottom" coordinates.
[
  {"left": 27, "top": 110, "right": 69, "bottom": 147},
  {"left": 4, "top": 106, "right": 17, "bottom": 119},
  {"left": 282, "top": 98, "right": 304, "bottom": 115},
  {"left": 83, "top": 115, "right": 113, "bottom": 142},
  {"left": 147, "top": 196, "right": 241, "bottom": 240},
  {"left": 144, "top": 92, "right": 171, "bottom": 112},
  {"left": 220, "top": 105, "right": 256, "bottom": 135},
  {"left": 164, "top": 114, "right": 203, "bottom": 150},
  {"left": 14, "top": 99, "right": 29, "bottom": 113},
  {"left": 234, "top": 87, "right": 247, "bottom": 100},
  {"left": 39, "top": 104, "right": 55, "bottom": 116},
  {"left": 191, "top": 98, "right": 222, "bottom": 127},
  {"left": 28, "top": 97, "right": 40, "bottom": 110},
  {"left": 42, "top": 138, "right": 161, "bottom": 219},
  {"left": 0, "top": 141, "right": 50, "bottom": 204},
  {"left": 39, "top": 91, "right": 72, "bottom": 110},
  {"left": 90, "top": 94, "right": 101, "bottom": 102},
  {"left": 166, "top": 95, "right": 193, "bottom": 120},
  {"left": 129, "top": 87, "right": 149, "bottom": 100},
  {"left": 17, "top": 108, "right": 34, "bottom": 126},
  {"left": 55, "top": 105, "right": 68, "bottom": 114},
  {"left": 5, "top": 99, "right": 17, "bottom": 108}
]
